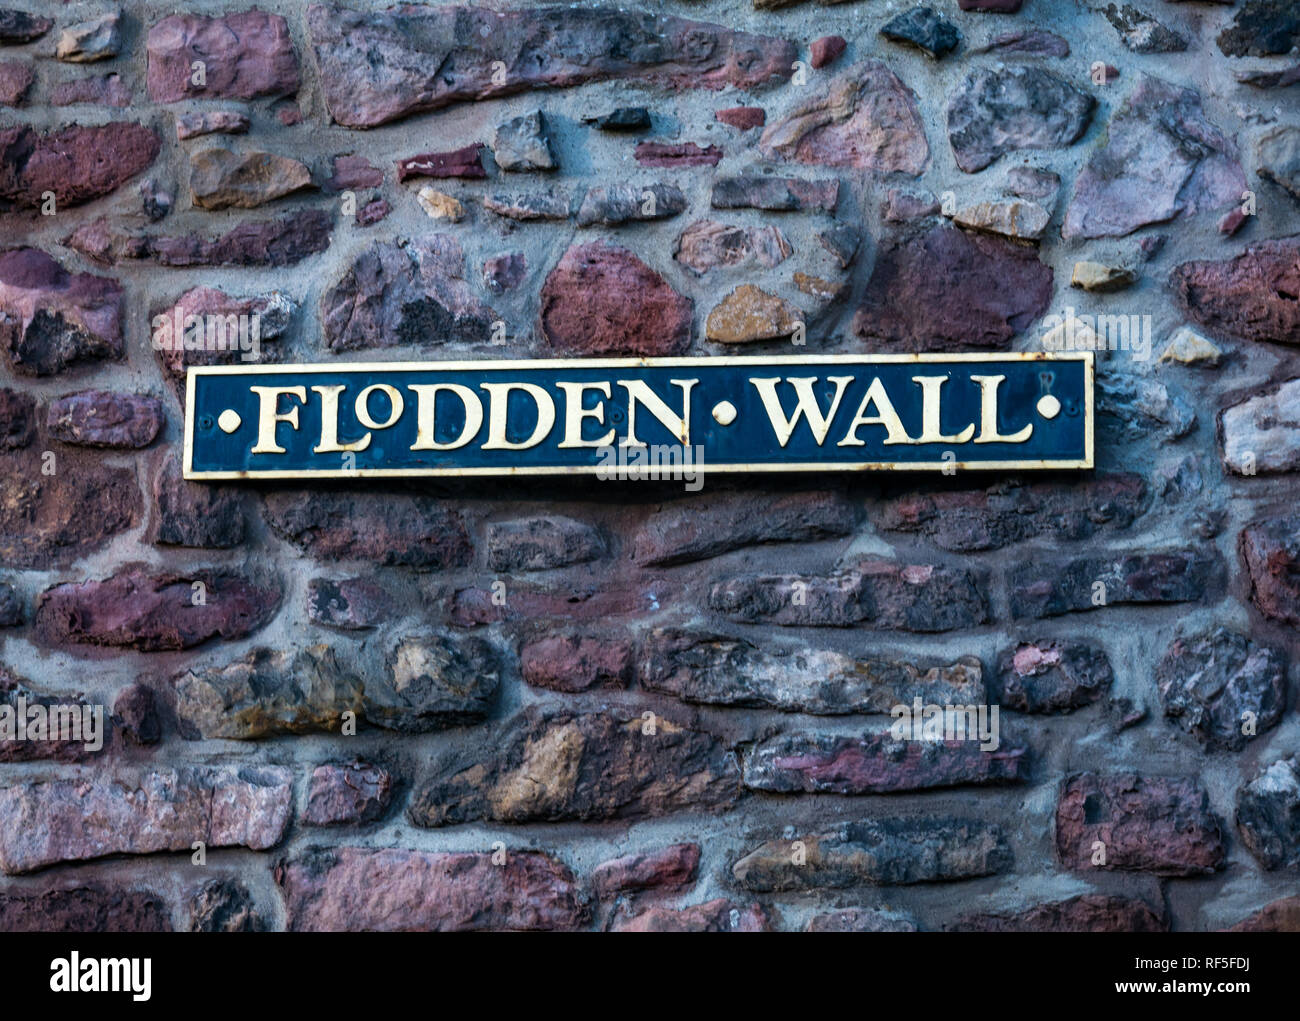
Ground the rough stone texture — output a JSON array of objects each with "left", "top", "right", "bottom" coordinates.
[
  {"left": 34, "top": 569, "right": 281, "bottom": 652},
  {"left": 0, "top": 887, "right": 171, "bottom": 932},
  {"left": 1056, "top": 773, "right": 1225, "bottom": 876},
  {"left": 1156, "top": 628, "right": 1286, "bottom": 750},
  {"left": 487, "top": 516, "right": 605, "bottom": 571},
  {"left": 307, "top": 577, "right": 391, "bottom": 630},
  {"left": 946, "top": 67, "right": 1094, "bottom": 173},
  {"left": 743, "top": 732, "right": 1026, "bottom": 794},
  {"left": 66, "top": 210, "right": 331, "bottom": 268},
  {"left": 760, "top": 61, "right": 928, "bottom": 174},
  {"left": 151, "top": 454, "right": 246, "bottom": 548},
  {"left": 147, "top": 11, "right": 300, "bottom": 102},
  {"left": 188, "top": 881, "right": 265, "bottom": 932},
  {"left": 576, "top": 183, "right": 687, "bottom": 226},
  {"left": 1228, "top": 897, "right": 1300, "bottom": 932},
  {"left": 408, "top": 709, "right": 741, "bottom": 826},
  {"left": 592, "top": 843, "right": 700, "bottom": 899},
  {"left": 307, "top": 5, "right": 796, "bottom": 128},
  {"left": 0, "top": 123, "right": 160, "bottom": 210},
  {"left": 1236, "top": 757, "right": 1300, "bottom": 870},
  {"left": 304, "top": 762, "right": 394, "bottom": 826},
  {"left": 640, "top": 629, "right": 984, "bottom": 713},
  {"left": 712, "top": 175, "right": 838, "bottom": 212},
  {"left": 994, "top": 641, "right": 1114, "bottom": 713},
  {"left": 1218, "top": 0, "right": 1300, "bottom": 57},
  {"left": 853, "top": 224, "right": 1053, "bottom": 350},
  {"left": 190, "top": 147, "right": 313, "bottom": 210},
  {"left": 1240, "top": 516, "right": 1300, "bottom": 624},
  {"left": 1172, "top": 237, "right": 1300, "bottom": 347},
  {"left": 880, "top": 7, "right": 960, "bottom": 60},
  {"left": 733, "top": 819, "right": 1011, "bottom": 890},
  {"left": 1008, "top": 550, "right": 1223, "bottom": 619},
  {"left": 47, "top": 390, "right": 164, "bottom": 449},
  {"left": 0, "top": 767, "right": 292, "bottom": 874},
  {"left": 806, "top": 907, "right": 917, "bottom": 932},
  {"left": 277, "top": 847, "right": 586, "bottom": 931},
  {"left": 1063, "top": 76, "right": 1245, "bottom": 239},
  {"left": 611, "top": 899, "right": 768, "bottom": 931},
  {"left": 539, "top": 241, "right": 693, "bottom": 356},
  {"left": 263, "top": 490, "right": 471, "bottom": 568},
  {"left": 520, "top": 634, "right": 633, "bottom": 692},
  {"left": 950, "top": 896, "right": 1167, "bottom": 933},
  {"left": 321, "top": 237, "right": 496, "bottom": 350}
]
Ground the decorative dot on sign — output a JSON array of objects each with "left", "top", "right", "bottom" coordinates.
[
  {"left": 217, "top": 409, "right": 242, "bottom": 433},
  {"left": 712, "top": 400, "right": 737, "bottom": 426},
  {"left": 1036, "top": 394, "right": 1061, "bottom": 420}
]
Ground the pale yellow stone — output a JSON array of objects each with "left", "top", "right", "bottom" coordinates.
[
  {"left": 951, "top": 199, "right": 1050, "bottom": 240},
  {"left": 1070, "top": 261, "right": 1137, "bottom": 292},
  {"left": 705, "top": 284, "right": 802, "bottom": 344},
  {"left": 1039, "top": 314, "right": 1101, "bottom": 355},
  {"left": 416, "top": 187, "right": 465, "bottom": 222},
  {"left": 1159, "top": 326, "right": 1223, "bottom": 367}
]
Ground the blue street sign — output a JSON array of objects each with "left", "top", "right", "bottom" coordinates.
[{"left": 183, "top": 353, "right": 1093, "bottom": 479}]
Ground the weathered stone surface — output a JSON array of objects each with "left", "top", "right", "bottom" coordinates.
[
  {"left": 877, "top": 475, "right": 1148, "bottom": 553},
  {"left": 712, "top": 175, "right": 838, "bottom": 212},
  {"left": 674, "top": 220, "right": 791, "bottom": 274},
  {"left": 1098, "top": 375, "right": 1196, "bottom": 444},
  {"left": 57, "top": 12, "right": 123, "bottom": 62},
  {"left": 482, "top": 252, "right": 526, "bottom": 294},
  {"left": 356, "top": 197, "right": 389, "bottom": 226},
  {"left": 585, "top": 107, "right": 652, "bottom": 132},
  {"left": 111, "top": 683, "right": 160, "bottom": 746},
  {"left": 307, "top": 5, "right": 795, "bottom": 129},
  {"left": 150, "top": 286, "right": 292, "bottom": 382},
  {"left": 0, "top": 583, "right": 21, "bottom": 626},
  {"left": 415, "top": 187, "right": 464, "bottom": 222},
  {"left": 450, "top": 579, "right": 659, "bottom": 628},
  {"left": 576, "top": 183, "right": 686, "bottom": 226},
  {"left": 67, "top": 210, "right": 331, "bottom": 268},
  {"left": 176, "top": 110, "right": 250, "bottom": 140},
  {"left": 951, "top": 198, "right": 1050, "bottom": 241},
  {"left": 321, "top": 237, "right": 496, "bottom": 350},
  {"left": 950, "top": 895, "right": 1167, "bottom": 932},
  {"left": 487, "top": 516, "right": 605, "bottom": 572},
  {"left": 706, "top": 285, "right": 801, "bottom": 344},
  {"left": 539, "top": 241, "right": 692, "bottom": 356},
  {"left": 1258, "top": 126, "right": 1300, "bottom": 202},
  {"left": 34, "top": 569, "right": 280, "bottom": 652},
  {"left": 190, "top": 147, "right": 313, "bottom": 210},
  {"left": 712, "top": 560, "right": 989, "bottom": 631},
  {"left": 396, "top": 143, "right": 486, "bottom": 182},
  {"left": 994, "top": 641, "right": 1113, "bottom": 713},
  {"left": 634, "top": 141, "right": 722, "bottom": 168},
  {"left": 1160, "top": 325, "right": 1223, "bottom": 367},
  {"left": 1105, "top": 3, "right": 1187, "bottom": 52},
  {"left": 1063, "top": 76, "right": 1244, "bottom": 239},
  {"left": 1228, "top": 897, "right": 1300, "bottom": 932},
  {"left": 0, "top": 886, "right": 170, "bottom": 932},
  {"left": 1222, "top": 379, "right": 1300, "bottom": 476},
  {"left": 1156, "top": 628, "right": 1285, "bottom": 750},
  {"left": 483, "top": 190, "right": 570, "bottom": 221},
  {"left": 47, "top": 390, "right": 163, "bottom": 448},
  {"left": 611, "top": 899, "right": 768, "bottom": 932},
  {"left": 810, "top": 35, "right": 847, "bottom": 68},
  {"left": 188, "top": 880, "right": 265, "bottom": 932},
  {"left": 592, "top": 843, "right": 699, "bottom": 898},
  {"left": 946, "top": 67, "right": 1093, "bottom": 173},
  {"left": 0, "top": 248, "right": 123, "bottom": 376},
  {"left": 1237, "top": 64, "right": 1300, "bottom": 89},
  {"left": 147, "top": 11, "right": 299, "bottom": 102},
  {"left": 1173, "top": 237, "right": 1300, "bottom": 346},
  {"left": 1218, "top": 0, "right": 1300, "bottom": 57},
  {"left": 151, "top": 455, "right": 245, "bottom": 548},
  {"left": 1239, "top": 516, "right": 1300, "bottom": 624},
  {"left": 0, "top": 668, "right": 101, "bottom": 763},
  {"left": 716, "top": 105, "right": 765, "bottom": 129},
  {"left": 520, "top": 634, "right": 633, "bottom": 693},
  {"left": 408, "top": 709, "right": 740, "bottom": 826},
  {"left": 880, "top": 6, "right": 959, "bottom": 59},
  {"left": 1072, "top": 261, "right": 1137, "bottom": 292},
  {"left": 263, "top": 491, "right": 471, "bottom": 568},
  {"left": 744, "top": 732, "right": 1026, "bottom": 795},
  {"left": 0, "top": 9, "right": 50, "bottom": 44},
  {"left": 368, "top": 632, "right": 499, "bottom": 733},
  {"left": 0, "top": 60, "right": 31, "bottom": 105},
  {"left": 639, "top": 629, "right": 984, "bottom": 713},
  {"left": 306, "top": 577, "right": 391, "bottom": 630},
  {"left": 853, "top": 224, "right": 1052, "bottom": 350},
  {"left": 806, "top": 907, "right": 917, "bottom": 932},
  {"left": 883, "top": 188, "right": 938, "bottom": 222},
  {"left": 0, "top": 452, "right": 139, "bottom": 569},
  {"left": 278, "top": 847, "right": 587, "bottom": 931},
  {"left": 635, "top": 490, "right": 851, "bottom": 566},
  {"left": 494, "top": 111, "right": 556, "bottom": 171},
  {"left": 734, "top": 818, "right": 1011, "bottom": 890},
  {"left": 1236, "top": 757, "right": 1300, "bottom": 870},
  {"left": 977, "top": 30, "right": 1069, "bottom": 57},
  {"left": 1056, "top": 773, "right": 1225, "bottom": 876},
  {"left": 0, "top": 767, "right": 292, "bottom": 874},
  {"left": 1008, "top": 549, "right": 1222, "bottom": 619},
  {"left": 175, "top": 646, "right": 363, "bottom": 740},
  {"left": 50, "top": 73, "right": 132, "bottom": 108},
  {"left": 760, "top": 61, "right": 928, "bottom": 174},
  {"left": 304, "top": 762, "right": 393, "bottom": 826}
]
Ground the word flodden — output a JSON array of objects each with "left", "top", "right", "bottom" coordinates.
[{"left": 183, "top": 353, "right": 1093, "bottom": 479}]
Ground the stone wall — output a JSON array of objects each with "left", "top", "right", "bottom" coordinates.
[{"left": 0, "top": 0, "right": 1298, "bottom": 932}]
